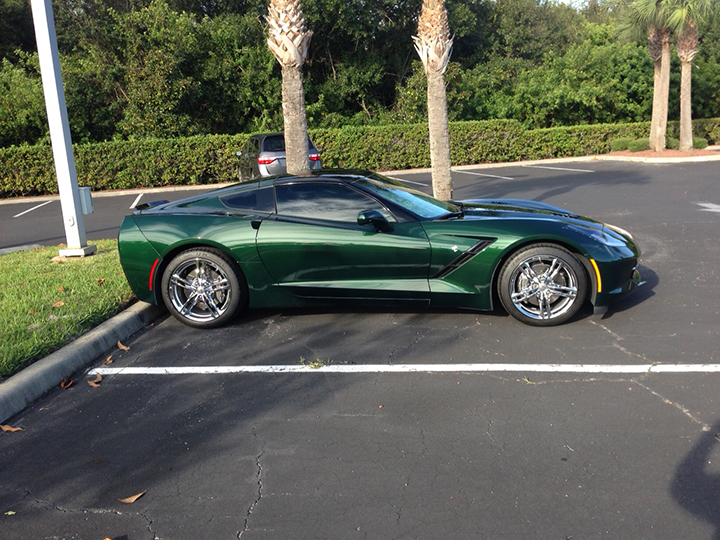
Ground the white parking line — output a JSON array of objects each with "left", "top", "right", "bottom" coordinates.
[
  {"left": 696, "top": 202, "right": 720, "bottom": 213},
  {"left": 13, "top": 200, "right": 53, "bottom": 218},
  {"left": 522, "top": 165, "right": 595, "bottom": 173},
  {"left": 130, "top": 194, "right": 144, "bottom": 209},
  {"left": 89, "top": 363, "right": 720, "bottom": 376},
  {"left": 389, "top": 177, "right": 427, "bottom": 186},
  {"left": 456, "top": 170, "right": 514, "bottom": 180}
]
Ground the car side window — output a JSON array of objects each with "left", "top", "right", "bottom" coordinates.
[
  {"left": 221, "top": 187, "right": 275, "bottom": 212},
  {"left": 275, "top": 183, "right": 394, "bottom": 223}
]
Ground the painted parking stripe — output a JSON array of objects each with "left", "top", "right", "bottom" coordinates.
[
  {"left": 696, "top": 202, "right": 720, "bottom": 213},
  {"left": 456, "top": 170, "right": 514, "bottom": 180},
  {"left": 522, "top": 165, "right": 595, "bottom": 173},
  {"left": 89, "top": 363, "right": 720, "bottom": 376},
  {"left": 130, "top": 194, "right": 144, "bottom": 209},
  {"left": 389, "top": 177, "right": 427, "bottom": 186},
  {"left": 13, "top": 200, "right": 53, "bottom": 218}
]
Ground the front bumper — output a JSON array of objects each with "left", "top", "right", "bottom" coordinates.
[{"left": 592, "top": 267, "right": 645, "bottom": 314}]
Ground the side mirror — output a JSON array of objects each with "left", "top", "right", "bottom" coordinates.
[{"left": 358, "top": 210, "right": 394, "bottom": 233}]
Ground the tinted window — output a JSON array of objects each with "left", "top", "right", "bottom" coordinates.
[
  {"left": 356, "top": 178, "right": 457, "bottom": 219},
  {"left": 221, "top": 187, "right": 274, "bottom": 212},
  {"left": 263, "top": 136, "right": 285, "bottom": 152},
  {"left": 275, "top": 183, "right": 391, "bottom": 223}
]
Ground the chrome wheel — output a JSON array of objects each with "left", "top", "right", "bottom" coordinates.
[
  {"left": 498, "top": 245, "right": 587, "bottom": 326},
  {"left": 162, "top": 249, "right": 245, "bottom": 328}
]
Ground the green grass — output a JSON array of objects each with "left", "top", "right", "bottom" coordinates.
[{"left": 0, "top": 240, "right": 135, "bottom": 379}]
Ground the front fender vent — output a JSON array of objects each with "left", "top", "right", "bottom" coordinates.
[{"left": 432, "top": 239, "right": 494, "bottom": 279}]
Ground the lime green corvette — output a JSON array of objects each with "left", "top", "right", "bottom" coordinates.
[{"left": 118, "top": 170, "right": 644, "bottom": 328}]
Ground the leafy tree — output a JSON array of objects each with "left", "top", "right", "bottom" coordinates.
[
  {"left": 487, "top": 0, "right": 584, "bottom": 63},
  {"left": 0, "top": 0, "right": 35, "bottom": 61},
  {"left": 117, "top": 0, "right": 202, "bottom": 138},
  {"left": 0, "top": 55, "right": 48, "bottom": 147}
]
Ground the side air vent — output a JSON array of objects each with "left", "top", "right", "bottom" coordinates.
[{"left": 432, "top": 239, "right": 495, "bottom": 279}]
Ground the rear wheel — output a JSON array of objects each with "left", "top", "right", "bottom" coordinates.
[
  {"left": 498, "top": 244, "right": 587, "bottom": 327},
  {"left": 161, "top": 248, "right": 246, "bottom": 329}
]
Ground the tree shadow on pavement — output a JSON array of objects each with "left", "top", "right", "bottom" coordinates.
[{"left": 671, "top": 421, "right": 720, "bottom": 540}]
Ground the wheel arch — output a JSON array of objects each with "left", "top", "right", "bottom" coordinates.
[
  {"left": 489, "top": 238, "right": 597, "bottom": 310},
  {"left": 151, "top": 241, "right": 247, "bottom": 306}
]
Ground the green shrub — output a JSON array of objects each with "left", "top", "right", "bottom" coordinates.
[
  {"left": 666, "top": 138, "right": 680, "bottom": 150},
  {"left": 693, "top": 138, "right": 709, "bottom": 149},
  {"left": 610, "top": 138, "right": 632, "bottom": 151},
  {"left": 628, "top": 139, "right": 650, "bottom": 152},
  {"left": 1, "top": 117, "right": 717, "bottom": 198}
]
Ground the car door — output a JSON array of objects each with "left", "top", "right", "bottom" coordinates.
[{"left": 256, "top": 181, "right": 432, "bottom": 302}]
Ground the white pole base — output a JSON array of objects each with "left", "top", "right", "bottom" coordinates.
[{"left": 59, "top": 245, "right": 97, "bottom": 257}]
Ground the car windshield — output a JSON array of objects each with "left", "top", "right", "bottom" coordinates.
[{"left": 355, "top": 175, "right": 459, "bottom": 220}]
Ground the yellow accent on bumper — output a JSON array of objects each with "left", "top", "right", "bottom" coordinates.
[{"left": 590, "top": 258, "right": 602, "bottom": 293}]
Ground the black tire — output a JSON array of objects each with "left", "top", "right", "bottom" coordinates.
[
  {"left": 161, "top": 248, "right": 247, "bottom": 329},
  {"left": 497, "top": 244, "right": 588, "bottom": 327}
]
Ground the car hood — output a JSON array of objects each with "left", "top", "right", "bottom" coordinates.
[
  {"left": 458, "top": 198, "right": 579, "bottom": 218},
  {"left": 453, "top": 198, "right": 639, "bottom": 250}
]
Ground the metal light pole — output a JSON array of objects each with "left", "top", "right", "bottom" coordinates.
[{"left": 30, "top": 0, "right": 96, "bottom": 257}]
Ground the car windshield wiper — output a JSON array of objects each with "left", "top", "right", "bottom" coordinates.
[{"left": 438, "top": 202, "right": 464, "bottom": 220}]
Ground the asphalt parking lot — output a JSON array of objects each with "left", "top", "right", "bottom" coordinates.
[{"left": 1, "top": 159, "right": 720, "bottom": 539}]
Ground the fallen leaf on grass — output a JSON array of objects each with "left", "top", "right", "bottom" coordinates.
[
  {"left": 1, "top": 425, "right": 24, "bottom": 432},
  {"left": 58, "top": 286, "right": 64, "bottom": 292},
  {"left": 118, "top": 490, "right": 146, "bottom": 504},
  {"left": 28, "top": 310, "right": 39, "bottom": 315},
  {"left": 52, "top": 301, "right": 64, "bottom": 308},
  {"left": 51, "top": 256, "right": 68, "bottom": 264},
  {"left": 87, "top": 373, "right": 102, "bottom": 388},
  {"left": 117, "top": 340, "right": 130, "bottom": 351},
  {"left": 60, "top": 377, "right": 74, "bottom": 389},
  {"left": 97, "top": 278, "right": 106, "bottom": 286}
]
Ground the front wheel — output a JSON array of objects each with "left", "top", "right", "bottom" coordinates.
[
  {"left": 161, "top": 248, "right": 246, "bottom": 329},
  {"left": 498, "top": 244, "right": 588, "bottom": 327}
]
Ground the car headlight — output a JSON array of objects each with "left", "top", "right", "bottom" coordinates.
[
  {"left": 578, "top": 227, "right": 629, "bottom": 248},
  {"left": 604, "top": 223, "right": 634, "bottom": 241}
]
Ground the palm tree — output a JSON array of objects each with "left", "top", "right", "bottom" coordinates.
[
  {"left": 620, "top": 0, "right": 672, "bottom": 152},
  {"left": 413, "top": 0, "right": 453, "bottom": 200},
  {"left": 266, "top": 0, "right": 312, "bottom": 175},
  {"left": 664, "top": 0, "right": 712, "bottom": 150}
]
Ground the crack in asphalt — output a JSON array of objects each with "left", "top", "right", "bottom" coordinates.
[
  {"left": 587, "top": 320, "right": 650, "bottom": 362},
  {"left": 634, "top": 381, "right": 712, "bottom": 432},
  {"left": 239, "top": 426, "right": 265, "bottom": 539},
  {"left": 387, "top": 332, "right": 425, "bottom": 364}
]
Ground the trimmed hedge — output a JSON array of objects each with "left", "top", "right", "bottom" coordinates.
[
  {"left": 628, "top": 139, "right": 650, "bottom": 152},
  {"left": 610, "top": 138, "right": 632, "bottom": 151},
  {"left": 1, "top": 118, "right": 717, "bottom": 198}
]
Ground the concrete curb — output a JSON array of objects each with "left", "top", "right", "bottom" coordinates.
[{"left": 0, "top": 302, "right": 165, "bottom": 424}]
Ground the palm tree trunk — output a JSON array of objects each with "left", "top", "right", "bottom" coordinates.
[
  {"left": 266, "top": 0, "right": 312, "bottom": 175},
  {"left": 655, "top": 36, "right": 671, "bottom": 151},
  {"left": 679, "top": 59, "right": 693, "bottom": 151},
  {"left": 677, "top": 25, "right": 699, "bottom": 151},
  {"left": 426, "top": 71, "right": 452, "bottom": 200},
  {"left": 414, "top": 0, "right": 453, "bottom": 200},
  {"left": 281, "top": 65, "right": 310, "bottom": 175}
]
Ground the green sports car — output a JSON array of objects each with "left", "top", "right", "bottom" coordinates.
[{"left": 118, "top": 170, "right": 644, "bottom": 328}]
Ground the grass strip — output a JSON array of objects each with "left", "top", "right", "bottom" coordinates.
[{"left": 0, "top": 240, "right": 135, "bottom": 379}]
